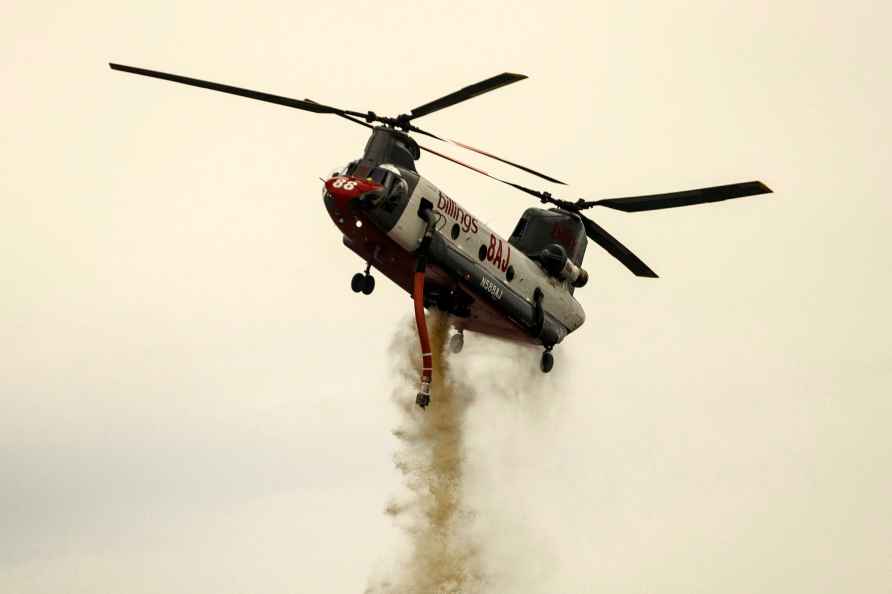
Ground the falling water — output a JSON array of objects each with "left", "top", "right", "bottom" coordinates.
[{"left": 367, "top": 311, "right": 481, "bottom": 594}]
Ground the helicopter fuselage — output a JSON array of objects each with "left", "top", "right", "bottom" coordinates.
[
  {"left": 322, "top": 164, "right": 586, "bottom": 347},
  {"left": 108, "top": 61, "right": 772, "bottom": 404}
]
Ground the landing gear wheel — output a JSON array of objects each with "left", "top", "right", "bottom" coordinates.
[
  {"left": 416, "top": 392, "right": 430, "bottom": 408},
  {"left": 361, "top": 274, "right": 375, "bottom": 295},
  {"left": 449, "top": 333, "right": 464, "bottom": 354},
  {"left": 540, "top": 350, "right": 554, "bottom": 373},
  {"left": 350, "top": 273, "right": 365, "bottom": 293}
]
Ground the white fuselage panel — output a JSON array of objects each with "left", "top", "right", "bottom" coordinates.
[{"left": 386, "top": 173, "right": 585, "bottom": 334}]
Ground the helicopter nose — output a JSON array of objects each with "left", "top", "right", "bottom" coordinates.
[{"left": 324, "top": 175, "right": 383, "bottom": 205}]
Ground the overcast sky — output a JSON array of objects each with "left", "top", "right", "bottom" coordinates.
[{"left": 2, "top": 1, "right": 891, "bottom": 593}]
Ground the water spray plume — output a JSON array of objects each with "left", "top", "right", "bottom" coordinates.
[{"left": 368, "top": 311, "right": 481, "bottom": 594}]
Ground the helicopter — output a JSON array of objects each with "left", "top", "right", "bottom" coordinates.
[{"left": 109, "top": 63, "right": 772, "bottom": 408}]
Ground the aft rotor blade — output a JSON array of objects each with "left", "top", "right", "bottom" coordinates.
[
  {"left": 579, "top": 213, "right": 658, "bottom": 278},
  {"left": 408, "top": 73, "right": 527, "bottom": 120},
  {"left": 409, "top": 123, "right": 566, "bottom": 185},
  {"left": 583, "top": 181, "right": 772, "bottom": 212},
  {"left": 109, "top": 63, "right": 365, "bottom": 117}
]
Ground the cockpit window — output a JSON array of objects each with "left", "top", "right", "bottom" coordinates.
[
  {"left": 367, "top": 166, "right": 407, "bottom": 212},
  {"left": 369, "top": 168, "right": 392, "bottom": 186},
  {"left": 369, "top": 164, "right": 401, "bottom": 184}
]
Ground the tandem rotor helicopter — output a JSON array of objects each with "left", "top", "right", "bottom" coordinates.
[{"left": 110, "top": 63, "right": 772, "bottom": 408}]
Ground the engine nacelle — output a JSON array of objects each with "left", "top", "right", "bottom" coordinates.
[
  {"left": 538, "top": 243, "right": 589, "bottom": 288},
  {"left": 560, "top": 257, "right": 589, "bottom": 288}
]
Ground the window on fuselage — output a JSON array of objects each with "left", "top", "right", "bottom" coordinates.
[{"left": 366, "top": 167, "right": 408, "bottom": 213}]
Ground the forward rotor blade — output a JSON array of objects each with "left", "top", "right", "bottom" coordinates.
[
  {"left": 304, "top": 104, "right": 506, "bottom": 187},
  {"left": 109, "top": 63, "right": 364, "bottom": 117},
  {"left": 409, "top": 73, "right": 527, "bottom": 120},
  {"left": 579, "top": 213, "right": 658, "bottom": 278},
  {"left": 304, "top": 106, "right": 567, "bottom": 189},
  {"left": 450, "top": 139, "right": 566, "bottom": 185},
  {"left": 418, "top": 144, "right": 507, "bottom": 183},
  {"left": 583, "top": 181, "right": 772, "bottom": 212},
  {"left": 416, "top": 144, "right": 550, "bottom": 201},
  {"left": 305, "top": 98, "right": 374, "bottom": 130},
  {"left": 305, "top": 99, "right": 556, "bottom": 199},
  {"left": 409, "top": 122, "right": 566, "bottom": 185}
]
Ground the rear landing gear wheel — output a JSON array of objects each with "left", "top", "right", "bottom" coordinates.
[
  {"left": 351, "top": 262, "right": 375, "bottom": 295},
  {"left": 350, "top": 273, "right": 365, "bottom": 293},
  {"left": 449, "top": 332, "right": 464, "bottom": 354},
  {"left": 540, "top": 349, "right": 554, "bottom": 373},
  {"left": 361, "top": 274, "right": 375, "bottom": 295}
]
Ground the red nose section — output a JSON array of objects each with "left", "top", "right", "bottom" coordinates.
[{"left": 325, "top": 175, "right": 384, "bottom": 202}]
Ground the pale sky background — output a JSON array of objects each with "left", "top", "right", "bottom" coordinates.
[{"left": 2, "top": 1, "right": 891, "bottom": 592}]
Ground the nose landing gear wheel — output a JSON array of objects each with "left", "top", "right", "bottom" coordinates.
[
  {"left": 351, "top": 263, "right": 375, "bottom": 295},
  {"left": 540, "top": 349, "right": 554, "bottom": 373}
]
